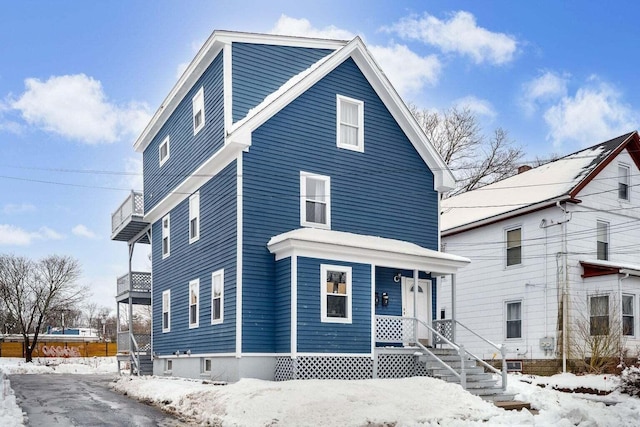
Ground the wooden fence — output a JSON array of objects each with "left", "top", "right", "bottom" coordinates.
[{"left": 0, "top": 341, "right": 117, "bottom": 358}]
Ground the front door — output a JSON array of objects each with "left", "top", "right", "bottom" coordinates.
[{"left": 401, "top": 278, "right": 432, "bottom": 345}]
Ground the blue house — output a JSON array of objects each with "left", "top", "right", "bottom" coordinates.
[{"left": 111, "top": 31, "right": 507, "bottom": 393}]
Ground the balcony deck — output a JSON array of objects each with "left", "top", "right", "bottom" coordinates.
[
  {"left": 111, "top": 191, "right": 149, "bottom": 243},
  {"left": 116, "top": 271, "right": 151, "bottom": 305}
]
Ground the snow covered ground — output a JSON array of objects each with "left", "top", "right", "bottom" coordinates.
[{"left": 1, "top": 357, "right": 640, "bottom": 426}]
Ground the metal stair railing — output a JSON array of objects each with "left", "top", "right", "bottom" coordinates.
[
  {"left": 130, "top": 333, "right": 141, "bottom": 376},
  {"left": 413, "top": 318, "right": 466, "bottom": 389}
]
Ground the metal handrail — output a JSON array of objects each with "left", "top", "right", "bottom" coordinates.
[
  {"left": 130, "top": 333, "right": 141, "bottom": 376},
  {"left": 413, "top": 318, "right": 466, "bottom": 388}
]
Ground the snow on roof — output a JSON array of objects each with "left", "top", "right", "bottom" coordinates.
[{"left": 442, "top": 132, "right": 635, "bottom": 232}]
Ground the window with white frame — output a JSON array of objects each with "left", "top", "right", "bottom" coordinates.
[
  {"left": 597, "top": 221, "right": 609, "bottom": 261},
  {"left": 300, "top": 172, "right": 330, "bottom": 228},
  {"left": 506, "top": 301, "right": 522, "bottom": 339},
  {"left": 192, "top": 87, "right": 205, "bottom": 135},
  {"left": 162, "top": 215, "right": 170, "bottom": 259},
  {"left": 162, "top": 290, "right": 171, "bottom": 333},
  {"left": 336, "top": 95, "right": 364, "bottom": 152},
  {"left": 159, "top": 136, "right": 170, "bottom": 166},
  {"left": 623, "top": 294, "right": 634, "bottom": 336},
  {"left": 165, "top": 359, "right": 172, "bottom": 373},
  {"left": 189, "top": 279, "right": 199, "bottom": 328},
  {"left": 211, "top": 269, "right": 224, "bottom": 324},
  {"left": 506, "top": 227, "right": 522, "bottom": 267},
  {"left": 189, "top": 192, "right": 200, "bottom": 244},
  {"left": 321, "top": 264, "right": 352, "bottom": 323},
  {"left": 590, "top": 295, "right": 609, "bottom": 335},
  {"left": 619, "top": 164, "right": 630, "bottom": 201},
  {"left": 202, "top": 358, "right": 212, "bottom": 374}
]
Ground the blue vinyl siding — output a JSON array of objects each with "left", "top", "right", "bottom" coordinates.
[
  {"left": 152, "top": 162, "right": 237, "bottom": 355},
  {"left": 274, "top": 258, "right": 291, "bottom": 353},
  {"left": 231, "top": 43, "right": 334, "bottom": 123},
  {"left": 374, "top": 267, "right": 403, "bottom": 317},
  {"left": 143, "top": 51, "right": 225, "bottom": 213},
  {"left": 297, "top": 258, "right": 371, "bottom": 353}
]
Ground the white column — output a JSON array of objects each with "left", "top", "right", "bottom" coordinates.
[{"left": 451, "top": 274, "right": 456, "bottom": 342}]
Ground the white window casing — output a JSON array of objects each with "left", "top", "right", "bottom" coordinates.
[
  {"left": 336, "top": 95, "right": 364, "bottom": 152},
  {"left": 623, "top": 294, "right": 634, "bottom": 337},
  {"left": 211, "top": 269, "right": 224, "bottom": 325},
  {"left": 192, "top": 87, "right": 205, "bottom": 135},
  {"left": 505, "top": 300, "right": 522, "bottom": 339},
  {"left": 589, "top": 294, "right": 609, "bottom": 336},
  {"left": 162, "top": 289, "right": 171, "bottom": 333},
  {"left": 505, "top": 227, "right": 522, "bottom": 267},
  {"left": 162, "top": 214, "right": 171, "bottom": 259},
  {"left": 189, "top": 279, "right": 200, "bottom": 328},
  {"left": 189, "top": 192, "right": 200, "bottom": 244},
  {"left": 619, "top": 163, "right": 630, "bottom": 201},
  {"left": 597, "top": 221, "right": 609, "bottom": 261},
  {"left": 321, "top": 264, "right": 352, "bottom": 324},
  {"left": 300, "top": 172, "right": 331, "bottom": 229},
  {"left": 159, "top": 136, "right": 170, "bottom": 166}
]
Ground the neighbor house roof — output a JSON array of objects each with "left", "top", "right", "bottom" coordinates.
[{"left": 442, "top": 131, "right": 640, "bottom": 235}]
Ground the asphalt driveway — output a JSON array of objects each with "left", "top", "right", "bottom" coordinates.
[{"left": 9, "top": 374, "right": 190, "bottom": 426}]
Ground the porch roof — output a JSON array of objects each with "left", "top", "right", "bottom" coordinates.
[
  {"left": 581, "top": 259, "right": 640, "bottom": 278},
  {"left": 267, "top": 228, "right": 470, "bottom": 275}
]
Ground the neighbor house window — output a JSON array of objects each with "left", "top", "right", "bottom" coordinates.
[
  {"left": 506, "top": 301, "right": 522, "bottom": 339},
  {"left": 159, "top": 136, "right": 170, "bottom": 166},
  {"left": 321, "top": 264, "right": 352, "bottom": 323},
  {"left": 506, "top": 227, "right": 522, "bottom": 267},
  {"left": 189, "top": 192, "right": 200, "bottom": 244},
  {"left": 619, "top": 164, "right": 630, "bottom": 201},
  {"left": 192, "top": 86, "right": 205, "bottom": 135},
  {"left": 162, "top": 214, "right": 170, "bottom": 259},
  {"left": 211, "top": 269, "right": 224, "bottom": 325},
  {"left": 623, "top": 294, "right": 634, "bottom": 336},
  {"left": 336, "top": 95, "right": 364, "bottom": 152},
  {"left": 300, "top": 172, "right": 330, "bottom": 228},
  {"left": 597, "top": 221, "right": 609, "bottom": 260},
  {"left": 162, "top": 290, "right": 171, "bottom": 333},
  {"left": 590, "top": 295, "right": 609, "bottom": 335},
  {"left": 189, "top": 279, "right": 199, "bottom": 328}
]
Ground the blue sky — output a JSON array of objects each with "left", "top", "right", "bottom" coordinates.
[{"left": 1, "top": 1, "right": 639, "bottom": 309}]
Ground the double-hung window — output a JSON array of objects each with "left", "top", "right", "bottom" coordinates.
[
  {"left": 159, "top": 136, "right": 170, "bottom": 166},
  {"left": 619, "top": 164, "right": 630, "bottom": 201},
  {"left": 300, "top": 172, "right": 330, "bottom": 229},
  {"left": 162, "top": 214, "right": 170, "bottom": 259},
  {"left": 211, "top": 269, "right": 224, "bottom": 325},
  {"left": 321, "top": 265, "right": 352, "bottom": 323},
  {"left": 189, "top": 192, "right": 200, "bottom": 244},
  {"left": 623, "top": 294, "right": 634, "bottom": 336},
  {"left": 506, "top": 301, "right": 522, "bottom": 339},
  {"left": 162, "top": 290, "right": 171, "bottom": 333},
  {"left": 189, "top": 279, "right": 199, "bottom": 328},
  {"left": 590, "top": 295, "right": 609, "bottom": 335},
  {"left": 506, "top": 227, "right": 522, "bottom": 267},
  {"left": 597, "top": 221, "right": 609, "bottom": 261},
  {"left": 192, "top": 87, "right": 205, "bottom": 135},
  {"left": 336, "top": 95, "right": 364, "bottom": 152}
]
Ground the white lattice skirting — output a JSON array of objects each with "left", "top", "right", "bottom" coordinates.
[{"left": 275, "top": 354, "right": 430, "bottom": 381}]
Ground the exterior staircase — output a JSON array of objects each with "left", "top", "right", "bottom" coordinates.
[{"left": 419, "top": 348, "right": 515, "bottom": 402}]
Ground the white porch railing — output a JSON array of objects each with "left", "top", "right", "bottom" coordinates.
[
  {"left": 111, "top": 191, "right": 144, "bottom": 235},
  {"left": 117, "top": 332, "right": 151, "bottom": 353},
  {"left": 116, "top": 272, "right": 151, "bottom": 296}
]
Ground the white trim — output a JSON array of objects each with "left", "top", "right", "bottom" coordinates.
[
  {"left": 223, "top": 43, "right": 233, "bottom": 133},
  {"left": 291, "top": 255, "right": 297, "bottom": 357},
  {"left": 300, "top": 172, "right": 331, "bottom": 229},
  {"left": 161, "top": 214, "right": 170, "bottom": 259},
  {"left": 618, "top": 162, "right": 630, "bottom": 201},
  {"left": 504, "top": 299, "right": 523, "bottom": 340},
  {"left": 336, "top": 94, "right": 364, "bottom": 152},
  {"left": 370, "top": 264, "right": 375, "bottom": 357},
  {"left": 596, "top": 219, "right": 610, "bottom": 261},
  {"left": 189, "top": 278, "right": 200, "bottom": 329},
  {"left": 296, "top": 352, "right": 373, "bottom": 358},
  {"left": 156, "top": 352, "right": 296, "bottom": 358},
  {"left": 144, "top": 139, "right": 249, "bottom": 224},
  {"left": 202, "top": 358, "right": 212, "bottom": 374},
  {"left": 320, "top": 264, "right": 352, "bottom": 324},
  {"left": 162, "top": 289, "right": 171, "bottom": 333},
  {"left": 236, "top": 153, "right": 243, "bottom": 358},
  {"left": 189, "top": 192, "right": 200, "bottom": 244},
  {"left": 192, "top": 86, "right": 205, "bottom": 135},
  {"left": 505, "top": 225, "right": 522, "bottom": 268},
  {"left": 159, "top": 136, "right": 170, "bottom": 166},
  {"left": 211, "top": 269, "right": 224, "bottom": 325}
]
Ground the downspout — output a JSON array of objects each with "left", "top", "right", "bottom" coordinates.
[
  {"left": 558, "top": 202, "right": 569, "bottom": 373},
  {"left": 619, "top": 272, "right": 630, "bottom": 366}
]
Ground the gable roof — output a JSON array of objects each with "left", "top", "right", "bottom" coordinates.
[{"left": 442, "top": 131, "right": 640, "bottom": 234}]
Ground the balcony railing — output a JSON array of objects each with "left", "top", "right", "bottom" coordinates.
[
  {"left": 111, "top": 191, "right": 145, "bottom": 238},
  {"left": 117, "top": 331, "right": 151, "bottom": 353},
  {"left": 117, "top": 272, "right": 151, "bottom": 296},
  {"left": 375, "top": 315, "right": 416, "bottom": 343}
]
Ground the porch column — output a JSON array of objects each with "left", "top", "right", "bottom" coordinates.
[
  {"left": 414, "top": 270, "right": 418, "bottom": 345},
  {"left": 451, "top": 273, "right": 456, "bottom": 342}
]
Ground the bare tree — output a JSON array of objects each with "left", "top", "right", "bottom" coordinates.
[
  {"left": 0, "top": 254, "right": 86, "bottom": 362},
  {"left": 410, "top": 105, "right": 524, "bottom": 196}
]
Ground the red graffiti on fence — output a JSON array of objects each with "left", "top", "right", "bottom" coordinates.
[{"left": 40, "top": 345, "right": 82, "bottom": 358}]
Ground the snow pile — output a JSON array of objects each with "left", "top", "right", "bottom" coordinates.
[
  {"left": 0, "top": 371, "right": 24, "bottom": 427},
  {"left": 0, "top": 357, "right": 117, "bottom": 375}
]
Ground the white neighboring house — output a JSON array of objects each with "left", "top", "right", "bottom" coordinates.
[{"left": 439, "top": 131, "right": 640, "bottom": 372}]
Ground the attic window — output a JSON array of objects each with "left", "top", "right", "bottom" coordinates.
[
  {"left": 619, "top": 164, "right": 630, "bottom": 201},
  {"left": 336, "top": 95, "right": 364, "bottom": 152},
  {"left": 192, "top": 87, "right": 205, "bottom": 135}
]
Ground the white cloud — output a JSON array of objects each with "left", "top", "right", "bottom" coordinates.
[
  {"left": 384, "top": 11, "right": 518, "bottom": 65},
  {"left": 10, "top": 74, "right": 151, "bottom": 144},
  {"left": 521, "top": 71, "right": 569, "bottom": 115},
  {"left": 270, "top": 15, "right": 356, "bottom": 40},
  {"left": 543, "top": 78, "right": 637, "bottom": 148},
  {"left": 2, "top": 203, "right": 35, "bottom": 215},
  {"left": 72, "top": 224, "right": 98, "bottom": 239},
  {"left": 452, "top": 95, "right": 496, "bottom": 119},
  {"left": 369, "top": 44, "right": 441, "bottom": 97},
  {"left": 0, "top": 224, "right": 64, "bottom": 246}
]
